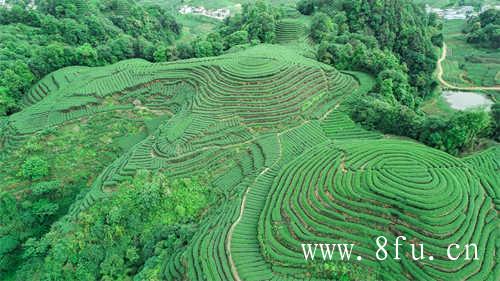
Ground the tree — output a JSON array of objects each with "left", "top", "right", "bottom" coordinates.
[
  {"left": 153, "top": 45, "right": 169, "bottom": 62},
  {"left": 297, "top": 0, "right": 315, "bottom": 15},
  {"left": 14, "top": 171, "right": 212, "bottom": 280},
  {"left": 20, "top": 156, "right": 49, "bottom": 180},
  {"left": 29, "top": 43, "right": 69, "bottom": 77},
  {"left": 443, "top": 111, "right": 491, "bottom": 153},
  {"left": 242, "top": 1, "right": 279, "bottom": 43},
  {"left": 176, "top": 42, "right": 194, "bottom": 59},
  {"left": 491, "top": 103, "right": 500, "bottom": 141},
  {"left": 107, "top": 35, "right": 135, "bottom": 61},
  {"left": 379, "top": 78, "right": 396, "bottom": 104},
  {"left": 193, "top": 40, "right": 214, "bottom": 58},
  {"left": 0, "top": 62, "right": 35, "bottom": 101},
  {"left": 30, "top": 180, "right": 61, "bottom": 197},
  {"left": 75, "top": 43, "right": 98, "bottom": 66},
  {"left": 465, "top": 9, "right": 499, "bottom": 48},
  {"left": 0, "top": 87, "right": 17, "bottom": 116},
  {"left": 225, "top": 30, "right": 249, "bottom": 48},
  {"left": 207, "top": 33, "right": 223, "bottom": 56},
  {"left": 0, "top": 0, "right": 181, "bottom": 115},
  {"left": 310, "top": 12, "right": 335, "bottom": 42}
]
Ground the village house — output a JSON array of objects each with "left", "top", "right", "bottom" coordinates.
[{"left": 179, "top": 5, "right": 230, "bottom": 20}]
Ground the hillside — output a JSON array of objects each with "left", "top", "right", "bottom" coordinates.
[
  {"left": 0, "top": 44, "right": 497, "bottom": 280},
  {"left": 439, "top": 19, "right": 500, "bottom": 88},
  {"left": 0, "top": 0, "right": 181, "bottom": 116}
]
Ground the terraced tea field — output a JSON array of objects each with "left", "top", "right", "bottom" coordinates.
[
  {"left": 440, "top": 20, "right": 500, "bottom": 89},
  {"left": 0, "top": 45, "right": 498, "bottom": 280}
]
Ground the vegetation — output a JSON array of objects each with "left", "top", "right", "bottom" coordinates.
[
  {"left": 15, "top": 171, "right": 213, "bottom": 281},
  {"left": 152, "top": 1, "right": 284, "bottom": 61},
  {"left": 0, "top": 103, "right": 164, "bottom": 278},
  {"left": 293, "top": 0, "right": 498, "bottom": 155},
  {"left": 0, "top": 1, "right": 498, "bottom": 281},
  {"left": 349, "top": 96, "right": 492, "bottom": 155},
  {"left": 1, "top": 42, "right": 497, "bottom": 280},
  {"left": 305, "top": 0, "right": 440, "bottom": 100},
  {"left": 464, "top": 8, "right": 500, "bottom": 48},
  {"left": 0, "top": 0, "right": 181, "bottom": 115},
  {"left": 440, "top": 18, "right": 499, "bottom": 88}
]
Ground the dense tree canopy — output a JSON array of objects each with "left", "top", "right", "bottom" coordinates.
[
  {"left": 0, "top": 1, "right": 498, "bottom": 280},
  {"left": 349, "top": 96, "right": 493, "bottom": 155},
  {"left": 13, "top": 171, "right": 213, "bottom": 281},
  {"left": 305, "top": 0, "right": 439, "bottom": 100},
  {"left": 301, "top": 0, "right": 497, "bottom": 155},
  {"left": 464, "top": 9, "right": 500, "bottom": 48},
  {"left": 0, "top": 0, "right": 181, "bottom": 116},
  {"left": 219, "top": 1, "right": 282, "bottom": 46}
]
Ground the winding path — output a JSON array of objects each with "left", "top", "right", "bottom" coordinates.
[
  {"left": 226, "top": 121, "right": 304, "bottom": 281},
  {"left": 437, "top": 42, "right": 500, "bottom": 91},
  {"left": 226, "top": 166, "right": 269, "bottom": 281}
]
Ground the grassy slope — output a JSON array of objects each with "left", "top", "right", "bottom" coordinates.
[
  {"left": 422, "top": 19, "right": 499, "bottom": 116},
  {"left": 0, "top": 110, "right": 166, "bottom": 193},
  {"left": 442, "top": 19, "right": 500, "bottom": 88}
]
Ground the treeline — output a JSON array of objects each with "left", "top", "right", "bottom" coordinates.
[
  {"left": 299, "top": 0, "right": 441, "bottom": 106},
  {"left": 152, "top": 1, "right": 283, "bottom": 61},
  {"left": 349, "top": 96, "right": 497, "bottom": 155},
  {"left": 297, "top": 0, "right": 496, "bottom": 155},
  {"left": 464, "top": 9, "right": 500, "bottom": 48},
  {"left": 0, "top": 0, "right": 181, "bottom": 116}
]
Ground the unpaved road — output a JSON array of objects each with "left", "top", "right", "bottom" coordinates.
[
  {"left": 225, "top": 166, "right": 269, "bottom": 281},
  {"left": 437, "top": 42, "right": 500, "bottom": 91}
]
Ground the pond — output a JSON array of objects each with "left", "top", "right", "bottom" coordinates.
[{"left": 443, "top": 91, "right": 494, "bottom": 111}]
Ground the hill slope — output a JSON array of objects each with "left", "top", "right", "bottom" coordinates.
[{"left": 0, "top": 45, "right": 498, "bottom": 280}]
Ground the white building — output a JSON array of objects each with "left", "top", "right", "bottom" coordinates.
[
  {"left": 425, "top": 5, "right": 479, "bottom": 20},
  {"left": 179, "top": 5, "right": 230, "bottom": 20}
]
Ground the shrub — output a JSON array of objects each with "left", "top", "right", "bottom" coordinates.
[{"left": 21, "top": 156, "right": 49, "bottom": 180}]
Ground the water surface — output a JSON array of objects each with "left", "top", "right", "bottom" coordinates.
[{"left": 443, "top": 91, "right": 493, "bottom": 111}]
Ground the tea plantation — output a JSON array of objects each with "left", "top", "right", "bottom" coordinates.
[{"left": 0, "top": 45, "right": 498, "bottom": 280}]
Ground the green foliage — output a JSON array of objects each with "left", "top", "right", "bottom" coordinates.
[
  {"left": 153, "top": 45, "right": 176, "bottom": 62},
  {"left": 225, "top": 30, "right": 249, "bottom": 48},
  {"left": 312, "top": 0, "right": 438, "bottom": 97},
  {"left": 0, "top": 0, "right": 181, "bottom": 116},
  {"left": 465, "top": 9, "right": 500, "bottom": 48},
  {"left": 242, "top": 1, "right": 279, "bottom": 43},
  {"left": 310, "top": 12, "right": 335, "bottom": 42},
  {"left": 297, "top": 0, "right": 315, "bottom": 15},
  {"left": 0, "top": 15, "right": 497, "bottom": 279},
  {"left": 349, "top": 96, "right": 493, "bottom": 155},
  {"left": 0, "top": 105, "right": 157, "bottom": 278},
  {"left": 0, "top": 62, "right": 35, "bottom": 102},
  {"left": 14, "top": 171, "right": 213, "bottom": 281},
  {"left": 491, "top": 102, "right": 500, "bottom": 141},
  {"left": 322, "top": 262, "right": 377, "bottom": 281},
  {"left": 0, "top": 180, "right": 64, "bottom": 277},
  {"left": 441, "top": 19, "right": 499, "bottom": 88},
  {"left": 177, "top": 0, "right": 283, "bottom": 60},
  {"left": 20, "top": 156, "right": 49, "bottom": 180},
  {"left": 0, "top": 87, "right": 17, "bottom": 116},
  {"left": 318, "top": 39, "right": 417, "bottom": 107}
]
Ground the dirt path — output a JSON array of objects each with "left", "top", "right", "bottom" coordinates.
[
  {"left": 227, "top": 124, "right": 294, "bottom": 281},
  {"left": 225, "top": 165, "right": 270, "bottom": 281},
  {"left": 437, "top": 42, "right": 500, "bottom": 91}
]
